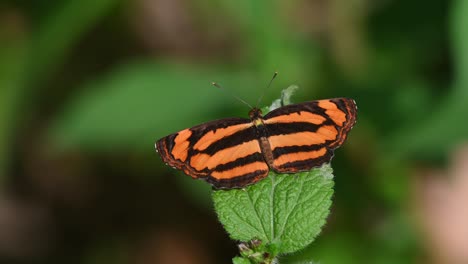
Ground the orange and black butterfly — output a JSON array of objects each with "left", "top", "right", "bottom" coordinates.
[{"left": 156, "top": 98, "right": 357, "bottom": 189}]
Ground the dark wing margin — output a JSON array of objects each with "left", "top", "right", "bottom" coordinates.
[
  {"left": 155, "top": 117, "right": 269, "bottom": 189},
  {"left": 263, "top": 98, "right": 357, "bottom": 173}
]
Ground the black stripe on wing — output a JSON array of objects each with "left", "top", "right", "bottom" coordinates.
[
  {"left": 273, "top": 148, "right": 334, "bottom": 172},
  {"left": 206, "top": 169, "right": 269, "bottom": 189}
]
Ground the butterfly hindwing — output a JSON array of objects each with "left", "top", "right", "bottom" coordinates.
[
  {"left": 156, "top": 118, "right": 269, "bottom": 189},
  {"left": 263, "top": 98, "right": 357, "bottom": 173}
]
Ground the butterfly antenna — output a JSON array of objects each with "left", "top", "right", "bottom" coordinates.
[
  {"left": 256, "top": 71, "right": 278, "bottom": 107},
  {"left": 212, "top": 82, "right": 253, "bottom": 109}
]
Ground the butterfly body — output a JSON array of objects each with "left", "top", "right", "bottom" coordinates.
[
  {"left": 156, "top": 98, "right": 357, "bottom": 189},
  {"left": 247, "top": 108, "right": 276, "bottom": 169}
]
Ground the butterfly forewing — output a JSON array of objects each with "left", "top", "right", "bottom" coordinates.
[
  {"left": 263, "top": 98, "right": 357, "bottom": 173},
  {"left": 156, "top": 118, "right": 269, "bottom": 189}
]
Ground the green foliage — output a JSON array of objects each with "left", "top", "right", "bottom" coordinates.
[
  {"left": 0, "top": 0, "right": 119, "bottom": 180},
  {"left": 213, "top": 165, "right": 334, "bottom": 262},
  {"left": 214, "top": 0, "right": 321, "bottom": 82},
  {"left": 49, "top": 63, "right": 258, "bottom": 151},
  {"left": 266, "top": 85, "right": 299, "bottom": 112},
  {"left": 384, "top": 0, "right": 468, "bottom": 159},
  {"left": 28, "top": 0, "right": 119, "bottom": 86},
  {"left": 0, "top": 20, "right": 27, "bottom": 180},
  {"left": 233, "top": 256, "right": 253, "bottom": 264},
  {"left": 452, "top": 0, "right": 468, "bottom": 88}
]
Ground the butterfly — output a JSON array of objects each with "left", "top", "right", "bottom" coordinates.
[{"left": 155, "top": 98, "right": 357, "bottom": 189}]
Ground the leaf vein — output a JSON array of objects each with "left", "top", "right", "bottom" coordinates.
[
  {"left": 245, "top": 190, "right": 268, "bottom": 241},
  {"left": 227, "top": 206, "right": 264, "bottom": 236}
]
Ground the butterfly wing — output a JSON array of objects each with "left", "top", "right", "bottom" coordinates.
[
  {"left": 156, "top": 118, "right": 269, "bottom": 189},
  {"left": 263, "top": 98, "right": 357, "bottom": 172}
]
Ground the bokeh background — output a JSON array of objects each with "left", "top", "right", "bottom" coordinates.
[{"left": 1, "top": 0, "right": 468, "bottom": 263}]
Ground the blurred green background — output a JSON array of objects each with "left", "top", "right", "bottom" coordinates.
[{"left": 1, "top": 0, "right": 468, "bottom": 263}]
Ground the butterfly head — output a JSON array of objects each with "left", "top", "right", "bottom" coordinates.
[{"left": 249, "top": 108, "right": 264, "bottom": 126}]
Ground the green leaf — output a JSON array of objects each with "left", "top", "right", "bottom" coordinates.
[
  {"left": 267, "top": 85, "right": 299, "bottom": 111},
  {"left": 285, "top": 262, "right": 316, "bottom": 264},
  {"left": 49, "top": 62, "right": 257, "bottom": 151},
  {"left": 212, "top": 164, "right": 334, "bottom": 255},
  {"left": 232, "top": 256, "right": 253, "bottom": 264}
]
